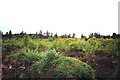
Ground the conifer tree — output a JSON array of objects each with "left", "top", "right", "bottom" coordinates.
[
  {"left": 54, "top": 33, "right": 58, "bottom": 38},
  {"left": 5, "top": 32, "right": 8, "bottom": 36},
  {"left": 72, "top": 33, "right": 75, "bottom": 38},
  {"left": 46, "top": 30, "right": 50, "bottom": 37},
  {"left": 68, "top": 34, "right": 71, "bottom": 38},
  {"left": 40, "top": 30, "right": 42, "bottom": 35},
  {"left": 8, "top": 30, "right": 12, "bottom": 38}
]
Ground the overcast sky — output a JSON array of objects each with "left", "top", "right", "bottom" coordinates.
[{"left": 0, "top": 0, "right": 119, "bottom": 37}]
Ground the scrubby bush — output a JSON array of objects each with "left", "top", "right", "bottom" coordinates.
[
  {"left": 23, "top": 34, "right": 30, "bottom": 47},
  {"left": 28, "top": 42, "right": 38, "bottom": 51},
  {"left": 47, "top": 37, "right": 56, "bottom": 42},
  {"left": 24, "top": 50, "right": 95, "bottom": 79},
  {"left": 7, "top": 49, "right": 42, "bottom": 65},
  {"left": 8, "top": 49, "right": 95, "bottom": 79},
  {"left": 50, "top": 57, "right": 95, "bottom": 79},
  {"left": 67, "top": 42, "right": 79, "bottom": 51},
  {"left": 50, "top": 40, "right": 67, "bottom": 51},
  {"left": 38, "top": 43, "right": 47, "bottom": 49},
  {"left": 23, "top": 34, "right": 38, "bottom": 51}
]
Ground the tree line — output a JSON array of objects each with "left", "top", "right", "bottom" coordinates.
[{"left": 1, "top": 30, "right": 120, "bottom": 39}]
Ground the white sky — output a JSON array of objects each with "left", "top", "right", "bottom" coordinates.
[{"left": 0, "top": 0, "right": 119, "bottom": 37}]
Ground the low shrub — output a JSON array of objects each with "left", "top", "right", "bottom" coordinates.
[
  {"left": 7, "top": 49, "right": 42, "bottom": 65},
  {"left": 28, "top": 42, "right": 38, "bottom": 51},
  {"left": 23, "top": 34, "right": 30, "bottom": 47},
  {"left": 68, "top": 42, "right": 79, "bottom": 51},
  {"left": 25, "top": 50, "right": 95, "bottom": 79},
  {"left": 38, "top": 43, "right": 47, "bottom": 49}
]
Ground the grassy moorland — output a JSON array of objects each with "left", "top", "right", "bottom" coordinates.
[{"left": 2, "top": 34, "right": 120, "bottom": 79}]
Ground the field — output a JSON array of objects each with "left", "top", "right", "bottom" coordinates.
[{"left": 2, "top": 35, "right": 120, "bottom": 79}]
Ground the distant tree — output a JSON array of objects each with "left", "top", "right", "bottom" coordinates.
[
  {"left": 113, "top": 33, "right": 116, "bottom": 36},
  {"left": 89, "top": 33, "right": 101, "bottom": 38},
  {"left": 94, "top": 33, "right": 100, "bottom": 38},
  {"left": 112, "top": 33, "right": 117, "bottom": 39},
  {"left": 46, "top": 30, "right": 50, "bottom": 37},
  {"left": 89, "top": 33, "right": 94, "bottom": 38},
  {"left": 81, "top": 34, "right": 84, "bottom": 38},
  {"left": 20, "top": 31, "right": 24, "bottom": 35},
  {"left": 5, "top": 32, "right": 8, "bottom": 36},
  {"left": 64, "top": 33, "right": 67, "bottom": 38},
  {"left": 50, "top": 33, "right": 53, "bottom": 37},
  {"left": 36, "top": 32, "right": 38, "bottom": 39},
  {"left": 68, "top": 34, "right": 71, "bottom": 38},
  {"left": 54, "top": 33, "right": 58, "bottom": 38},
  {"left": 72, "top": 33, "right": 75, "bottom": 38},
  {"left": 8, "top": 30, "right": 12, "bottom": 38},
  {"left": 81, "top": 34, "right": 87, "bottom": 38},
  {"left": 40, "top": 30, "right": 42, "bottom": 35}
]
